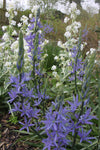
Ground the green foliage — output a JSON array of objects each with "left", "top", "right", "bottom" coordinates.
[
  {"left": 0, "top": 45, "right": 11, "bottom": 112},
  {"left": 7, "top": 102, "right": 18, "bottom": 124},
  {"left": 0, "top": 3, "right": 99, "bottom": 149},
  {"left": 0, "top": 28, "right": 3, "bottom": 37},
  {"left": 14, "top": 9, "right": 31, "bottom": 25},
  {"left": 0, "top": 69, "right": 10, "bottom": 112},
  {"left": 43, "top": 42, "right": 60, "bottom": 71},
  {"left": 41, "top": 9, "right": 65, "bottom": 21},
  {"left": 14, "top": 130, "right": 43, "bottom": 149},
  {"left": 8, "top": 115, "right": 18, "bottom": 125}
]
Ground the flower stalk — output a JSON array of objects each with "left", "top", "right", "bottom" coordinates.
[{"left": 17, "top": 30, "right": 24, "bottom": 82}]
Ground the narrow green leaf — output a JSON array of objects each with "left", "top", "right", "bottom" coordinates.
[{"left": 80, "top": 140, "right": 98, "bottom": 150}]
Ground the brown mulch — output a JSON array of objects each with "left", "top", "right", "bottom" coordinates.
[{"left": 0, "top": 113, "right": 35, "bottom": 150}]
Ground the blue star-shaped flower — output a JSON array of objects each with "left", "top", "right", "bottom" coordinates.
[
  {"left": 78, "top": 128, "right": 96, "bottom": 143},
  {"left": 19, "top": 116, "right": 34, "bottom": 132}
]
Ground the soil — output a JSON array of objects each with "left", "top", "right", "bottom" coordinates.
[{"left": 0, "top": 113, "right": 34, "bottom": 150}]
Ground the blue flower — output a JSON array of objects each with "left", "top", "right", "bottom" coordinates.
[
  {"left": 67, "top": 94, "right": 81, "bottom": 112},
  {"left": 8, "top": 89, "right": 18, "bottom": 103},
  {"left": 21, "top": 87, "right": 36, "bottom": 99},
  {"left": 69, "top": 46, "right": 84, "bottom": 81},
  {"left": 42, "top": 102, "right": 70, "bottom": 149},
  {"left": 78, "top": 128, "right": 96, "bottom": 143},
  {"left": 43, "top": 24, "right": 53, "bottom": 34},
  {"left": 79, "top": 108, "right": 97, "bottom": 125},
  {"left": 20, "top": 101, "right": 32, "bottom": 118},
  {"left": 11, "top": 102, "right": 21, "bottom": 112},
  {"left": 42, "top": 108, "right": 58, "bottom": 131},
  {"left": 42, "top": 138, "right": 54, "bottom": 150},
  {"left": 19, "top": 116, "right": 34, "bottom": 132}
]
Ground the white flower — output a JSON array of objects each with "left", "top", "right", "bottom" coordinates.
[
  {"left": 11, "top": 20, "right": 16, "bottom": 26},
  {"left": 20, "top": 15, "right": 28, "bottom": 24},
  {"left": 24, "top": 45, "right": 29, "bottom": 51},
  {"left": 28, "top": 23, "right": 31, "bottom": 28},
  {"left": 44, "top": 39, "right": 49, "bottom": 44},
  {"left": 31, "top": 5, "right": 39, "bottom": 13},
  {"left": 66, "top": 25, "right": 71, "bottom": 31},
  {"left": 71, "top": 13, "right": 76, "bottom": 19},
  {"left": 73, "top": 21, "right": 81, "bottom": 29},
  {"left": 14, "top": 11, "right": 17, "bottom": 16},
  {"left": 12, "top": 30, "right": 17, "bottom": 36},
  {"left": 40, "top": 42, "right": 44, "bottom": 47},
  {"left": 66, "top": 60, "right": 70, "bottom": 65},
  {"left": 90, "top": 48, "right": 95, "bottom": 54},
  {"left": 52, "top": 71, "right": 57, "bottom": 77},
  {"left": 17, "top": 37, "right": 19, "bottom": 41},
  {"left": 45, "top": 54, "right": 48, "bottom": 57},
  {"left": 41, "top": 39, "right": 49, "bottom": 47},
  {"left": 17, "top": 23, "right": 22, "bottom": 27},
  {"left": 38, "top": 30, "right": 42, "bottom": 34},
  {"left": 56, "top": 82, "right": 61, "bottom": 87},
  {"left": 11, "top": 41, "right": 18, "bottom": 50},
  {"left": 64, "top": 17, "right": 69, "bottom": 23},
  {"left": 44, "top": 54, "right": 48, "bottom": 58},
  {"left": 57, "top": 40, "right": 62, "bottom": 47},
  {"left": 86, "top": 51, "right": 89, "bottom": 55},
  {"left": 80, "top": 44, "right": 84, "bottom": 51},
  {"left": 77, "top": 22, "right": 81, "bottom": 28},
  {"left": 67, "top": 8, "right": 71, "bottom": 15},
  {"left": 0, "top": 52, "right": 2, "bottom": 57},
  {"left": 54, "top": 56, "right": 58, "bottom": 60},
  {"left": 51, "top": 65, "right": 56, "bottom": 70},
  {"left": 5, "top": 62, "right": 12, "bottom": 67},
  {"left": 69, "top": 52, "right": 72, "bottom": 57},
  {"left": 2, "top": 33, "right": 9, "bottom": 41},
  {"left": 2, "top": 26, "right": 7, "bottom": 31},
  {"left": 29, "top": 13, "right": 33, "bottom": 18},
  {"left": 73, "top": 26, "right": 78, "bottom": 33},
  {"left": 5, "top": 12, "right": 10, "bottom": 18},
  {"left": 82, "top": 1, "right": 99, "bottom": 15},
  {"left": 76, "top": 9, "right": 80, "bottom": 15},
  {"left": 94, "top": 60, "right": 97, "bottom": 63},
  {"left": 83, "top": 42, "right": 87, "bottom": 46},
  {"left": 7, "top": 2, "right": 15, "bottom": 10},
  {"left": 60, "top": 56, "right": 64, "bottom": 61},
  {"left": 63, "top": 42, "right": 68, "bottom": 48},
  {"left": 13, "top": 61, "right": 17, "bottom": 65},
  {"left": 14, "top": 49, "right": 19, "bottom": 53},
  {"left": 70, "top": 38, "right": 77, "bottom": 43},
  {"left": 70, "top": 2, "right": 77, "bottom": 10},
  {"left": 0, "top": 42, "right": 5, "bottom": 48},
  {"left": 65, "top": 2, "right": 71, "bottom": 15},
  {"left": 24, "top": 20, "right": 28, "bottom": 25},
  {"left": 64, "top": 31, "right": 71, "bottom": 38}
]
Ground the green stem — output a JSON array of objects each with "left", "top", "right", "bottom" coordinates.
[
  {"left": 75, "top": 69, "right": 78, "bottom": 95},
  {"left": 98, "top": 65, "right": 100, "bottom": 149},
  {"left": 31, "top": 126, "right": 42, "bottom": 139},
  {"left": 72, "top": 99, "right": 84, "bottom": 150}
]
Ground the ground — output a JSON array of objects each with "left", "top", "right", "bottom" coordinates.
[{"left": 0, "top": 113, "right": 35, "bottom": 150}]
